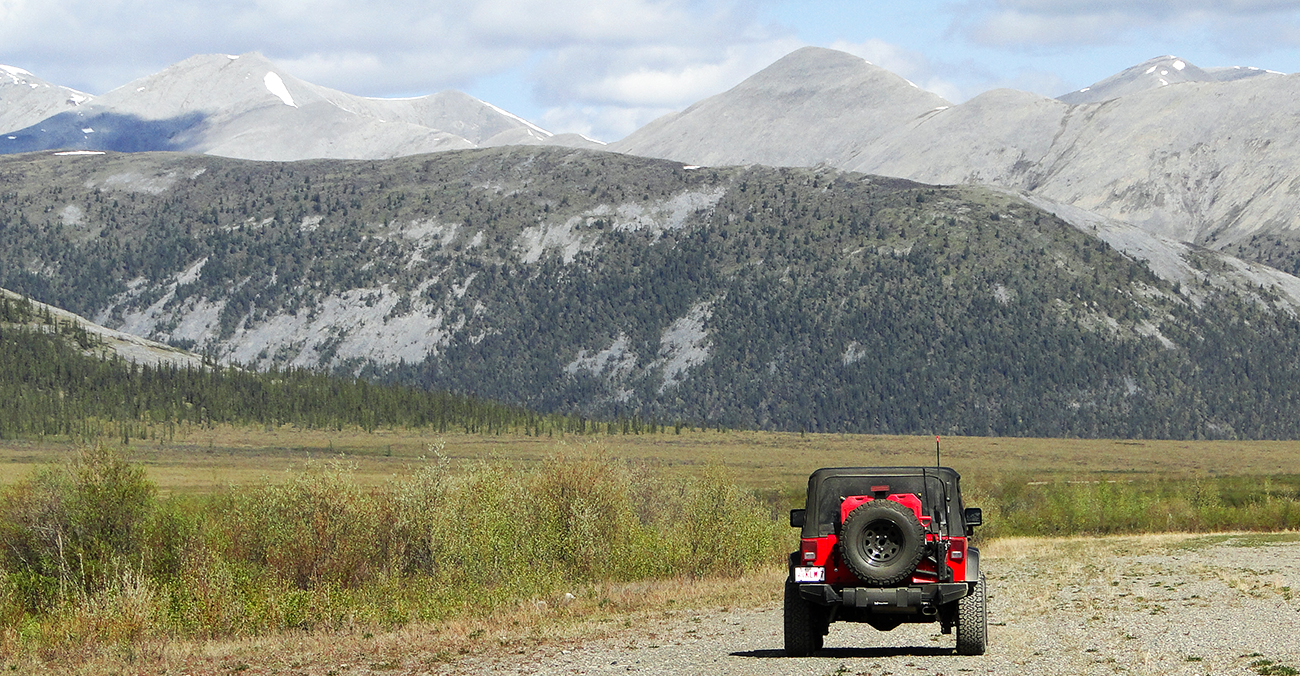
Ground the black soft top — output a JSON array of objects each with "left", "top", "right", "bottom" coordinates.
[{"left": 800, "top": 467, "right": 966, "bottom": 539}]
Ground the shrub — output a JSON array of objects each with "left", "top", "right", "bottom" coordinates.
[{"left": 0, "top": 445, "right": 155, "bottom": 611}]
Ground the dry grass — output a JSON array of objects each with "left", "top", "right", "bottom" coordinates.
[
  {"left": 1, "top": 570, "right": 787, "bottom": 675},
  {"left": 10, "top": 531, "right": 1289, "bottom": 675},
  {"left": 5, "top": 425, "right": 1300, "bottom": 495}
]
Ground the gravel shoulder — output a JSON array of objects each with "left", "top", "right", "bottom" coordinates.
[{"left": 437, "top": 533, "right": 1300, "bottom": 676}]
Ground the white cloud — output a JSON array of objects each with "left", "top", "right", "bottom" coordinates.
[
  {"left": 540, "top": 104, "right": 676, "bottom": 140},
  {"left": 539, "top": 40, "right": 801, "bottom": 106},
  {"left": 526, "top": 36, "right": 803, "bottom": 140},
  {"left": 0, "top": 0, "right": 25, "bottom": 22},
  {"left": 958, "top": 0, "right": 1300, "bottom": 49}
]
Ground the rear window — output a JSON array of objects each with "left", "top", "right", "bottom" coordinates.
[{"left": 802, "top": 469, "right": 963, "bottom": 538}]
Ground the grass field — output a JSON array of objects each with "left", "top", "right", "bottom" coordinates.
[
  {"left": 6, "top": 423, "right": 1300, "bottom": 496},
  {"left": 5, "top": 426, "right": 1300, "bottom": 674}
]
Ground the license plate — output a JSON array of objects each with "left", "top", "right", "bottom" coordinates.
[{"left": 794, "top": 566, "right": 825, "bottom": 582}]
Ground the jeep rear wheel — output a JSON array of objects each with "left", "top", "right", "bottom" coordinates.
[
  {"left": 783, "top": 583, "right": 827, "bottom": 656},
  {"left": 840, "top": 499, "right": 926, "bottom": 586},
  {"left": 956, "top": 574, "right": 988, "bottom": 655}
]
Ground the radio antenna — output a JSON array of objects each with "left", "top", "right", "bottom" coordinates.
[{"left": 935, "top": 435, "right": 941, "bottom": 468}]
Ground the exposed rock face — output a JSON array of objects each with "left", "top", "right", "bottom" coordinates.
[
  {"left": 0, "top": 64, "right": 92, "bottom": 134},
  {"left": 612, "top": 49, "right": 1300, "bottom": 272},
  {"left": 5, "top": 147, "right": 1300, "bottom": 436},
  {"left": 854, "top": 70, "right": 1300, "bottom": 269},
  {"left": 7, "top": 47, "right": 1300, "bottom": 270},
  {"left": 611, "top": 47, "right": 950, "bottom": 168},
  {"left": 1058, "top": 55, "right": 1281, "bottom": 104},
  {"left": 0, "top": 288, "right": 204, "bottom": 369},
  {"left": 0, "top": 53, "right": 581, "bottom": 161}
]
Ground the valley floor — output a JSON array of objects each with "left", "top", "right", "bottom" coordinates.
[
  {"left": 18, "top": 532, "right": 1297, "bottom": 675},
  {"left": 437, "top": 533, "right": 1300, "bottom": 676}
]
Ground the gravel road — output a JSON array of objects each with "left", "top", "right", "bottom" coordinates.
[{"left": 436, "top": 534, "right": 1300, "bottom": 676}]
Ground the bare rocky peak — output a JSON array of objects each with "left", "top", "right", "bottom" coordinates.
[
  {"left": 608, "top": 48, "right": 1300, "bottom": 270},
  {"left": 0, "top": 64, "right": 93, "bottom": 134},
  {"left": 611, "top": 46, "right": 950, "bottom": 167},
  {"left": 844, "top": 68, "right": 1300, "bottom": 265},
  {"left": 1058, "top": 56, "right": 1213, "bottom": 104},
  {"left": 850, "top": 88, "right": 1068, "bottom": 186},
  {"left": 96, "top": 52, "right": 308, "bottom": 117},
  {"left": 1058, "top": 55, "right": 1286, "bottom": 105},
  {"left": 1, "top": 52, "right": 552, "bottom": 161}
]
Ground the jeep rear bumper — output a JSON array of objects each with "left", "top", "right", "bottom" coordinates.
[{"left": 797, "top": 582, "right": 971, "bottom": 614}]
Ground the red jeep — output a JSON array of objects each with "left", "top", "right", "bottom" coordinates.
[{"left": 785, "top": 467, "right": 987, "bottom": 656}]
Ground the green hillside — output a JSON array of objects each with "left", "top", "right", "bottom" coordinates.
[
  {"left": 2, "top": 147, "right": 1300, "bottom": 437},
  {"left": 0, "top": 294, "right": 589, "bottom": 440}
]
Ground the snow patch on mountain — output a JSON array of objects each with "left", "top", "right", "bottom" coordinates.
[
  {"left": 263, "top": 72, "right": 297, "bottom": 108},
  {"left": 480, "top": 100, "right": 551, "bottom": 137}
]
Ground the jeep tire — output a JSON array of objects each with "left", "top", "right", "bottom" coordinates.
[
  {"left": 783, "top": 582, "right": 827, "bottom": 656},
  {"left": 840, "top": 499, "right": 926, "bottom": 586},
  {"left": 956, "top": 574, "right": 988, "bottom": 655}
]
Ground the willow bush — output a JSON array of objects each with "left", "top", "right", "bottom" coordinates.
[{"left": 0, "top": 446, "right": 786, "bottom": 656}]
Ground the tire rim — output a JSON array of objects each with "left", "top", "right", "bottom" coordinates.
[{"left": 860, "top": 520, "right": 904, "bottom": 564}]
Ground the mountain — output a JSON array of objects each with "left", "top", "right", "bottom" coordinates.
[
  {"left": 611, "top": 47, "right": 950, "bottom": 167},
  {"left": 10, "top": 49, "right": 1300, "bottom": 277},
  {"left": 1055, "top": 55, "right": 1281, "bottom": 104},
  {"left": 0, "top": 65, "right": 92, "bottom": 134},
  {"left": 854, "top": 64, "right": 1300, "bottom": 274},
  {"left": 0, "top": 53, "right": 581, "bottom": 161},
  {"left": 4, "top": 147, "right": 1300, "bottom": 438},
  {"left": 614, "top": 49, "right": 1300, "bottom": 276}
]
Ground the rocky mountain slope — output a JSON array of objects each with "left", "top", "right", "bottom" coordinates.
[
  {"left": 0, "top": 288, "right": 204, "bottom": 368},
  {"left": 0, "top": 53, "right": 594, "bottom": 161},
  {"left": 1056, "top": 55, "right": 1280, "bottom": 104},
  {"left": 613, "top": 48, "right": 1300, "bottom": 277},
  {"left": 612, "top": 47, "right": 948, "bottom": 168},
  {"left": 3, "top": 147, "right": 1300, "bottom": 437},
  {"left": 0, "top": 65, "right": 92, "bottom": 134},
  {"left": 9, "top": 48, "right": 1300, "bottom": 277}
]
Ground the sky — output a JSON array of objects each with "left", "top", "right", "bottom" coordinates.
[{"left": 4, "top": 0, "right": 1300, "bottom": 142}]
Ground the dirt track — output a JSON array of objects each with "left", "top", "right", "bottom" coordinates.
[{"left": 436, "top": 534, "right": 1300, "bottom": 676}]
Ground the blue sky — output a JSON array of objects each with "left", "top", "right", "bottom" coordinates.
[{"left": 4, "top": 0, "right": 1300, "bottom": 141}]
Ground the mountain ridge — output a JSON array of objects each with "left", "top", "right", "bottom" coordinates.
[
  {"left": 611, "top": 49, "right": 1300, "bottom": 276},
  {"left": 9, "top": 47, "right": 1300, "bottom": 272},
  {"left": 0, "top": 52, "right": 591, "bottom": 161},
  {"left": 612, "top": 46, "right": 950, "bottom": 168},
  {"left": 0, "top": 64, "right": 92, "bottom": 135},
  {"left": 4, "top": 147, "right": 1300, "bottom": 437}
]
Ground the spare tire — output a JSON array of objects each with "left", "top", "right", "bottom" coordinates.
[{"left": 840, "top": 498, "right": 926, "bottom": 586}]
